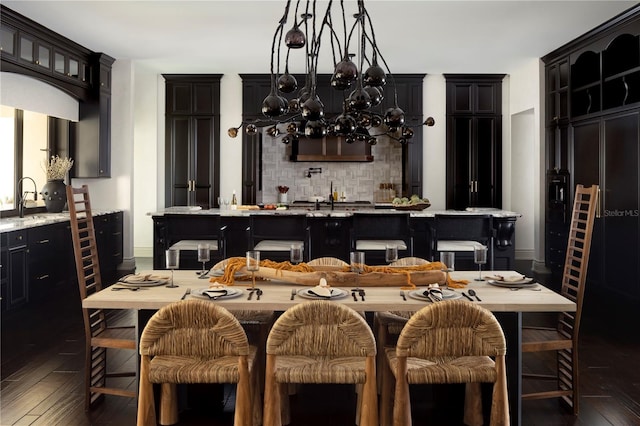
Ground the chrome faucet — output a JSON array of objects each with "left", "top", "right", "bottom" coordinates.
[{"left": 17, "top": 177, "right": 37, "bottom": 218}]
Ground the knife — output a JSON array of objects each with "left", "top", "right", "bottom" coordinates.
[{"left": 461, "top": 292, "right": 474, "bottom": 301}]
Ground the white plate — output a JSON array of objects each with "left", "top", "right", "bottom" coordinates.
[
  {"left": 297, "top": 288, "right": 349, "bottom": 300},
  {"left": 191, "top": 287, "right": 244, "bottom": 300},
  {"left": 117, "top": 274, "right": 169, "bottom": 287},
  {"left": 488, "top": 279, "right": 537, "bottom": 288},
  {"left": 407, "top": 288, "right": 462, "bottom": 301}
]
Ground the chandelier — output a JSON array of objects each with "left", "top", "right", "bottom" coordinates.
[{"left": 228, "top": 0, "right": 434, "bottom": 145}]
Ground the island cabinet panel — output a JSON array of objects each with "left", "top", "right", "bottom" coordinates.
[
  {"left": 307, "top": 217, "right": 352, "bottom": 261},
  {"left": 544, "top": 7, "right": 640, "bottom": 298},
  {"left": 153, "top": 213, "right": 517, "bottom": 270},
  {"left": 152, "top": 214, "right": 227, "bottom": 270}
]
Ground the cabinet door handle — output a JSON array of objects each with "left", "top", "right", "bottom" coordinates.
[
  {"left": 37, "top": 274, "right": 50, "bottom": 280},
  {"left": 596, "top": 187, "right": 601, "bottom": 218},
  {"left": 37, "top": 239, "right": 50, "bottom": 244}
]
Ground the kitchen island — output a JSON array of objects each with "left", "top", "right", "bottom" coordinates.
[{"left": 150, "top": 207, "right": 520, "bottom": 269}]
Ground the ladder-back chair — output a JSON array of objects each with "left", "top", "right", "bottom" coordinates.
[
  {"left": 522, "top": 184, "right": 598, "bottom": 414},
  {"left": 66, "top": 184, "right": 136, "bottom": 410}
]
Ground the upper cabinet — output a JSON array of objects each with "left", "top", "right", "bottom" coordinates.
[
  {"left": 569, "top": 20, "right": 640, "bottom": 118},
  {"left": 1, "top": 5, "right": 115, "bottom": 178},
  {"left": 0, "top": 6, "right": 93, "bottom": 98}
]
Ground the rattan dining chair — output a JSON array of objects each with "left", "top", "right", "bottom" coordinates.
[
  {"left": 263, "top": 301, "right": 378, "bottom": 426},
  {"left": 381, "top": 300, "right": 509, "bottom": 426},
  {"left": 66, "top": 184, "right": 137, "bottom": 410},
  {"left": 373, "top": 257, "right": 430, "bottom": 392},
  {"left": 522, "top": 184, "right": 598, "bottom": 415},
  {"left": 137, "top": 299, "right": 260, "bottom": 426}
]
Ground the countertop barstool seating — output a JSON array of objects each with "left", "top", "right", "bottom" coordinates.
[
  {"left": 263, "top": 301, "right": 378, "bottom": 426},
  {"left": 168, "top": 220, "right": 227, "bottom": 268},
  {"left": 66, "top": 184, "right": 137, "bottom": 410},
  {"left": 373, "top": 257, "right": 430, "bottom": 393},
  {"left": 351, "top": 212, "right": 414, "bottom": 265},
  {"left": 307, "top": 257, "right": 349, "bottom": 267},
  {"left": 137, "top": 299, "right": 259, "bottom": 426},
  {"left": 381, "top": 300, "right": 509, "bottom": 426},
  {"left": 522, "top": 184, "right": 598, "bottom": 415},
  {"left": 433, "top": 214, "right": 495, "bottom": 270},
  {"left": 248, "top": 215, "right": 311, "bottom": 262}
]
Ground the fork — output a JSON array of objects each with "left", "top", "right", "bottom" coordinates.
[
  {"left": 181, "top": 288, "right": 191, "bottom": 300},
  {"left": 358, "top": 289, "right": 366, "bottom": 301}
]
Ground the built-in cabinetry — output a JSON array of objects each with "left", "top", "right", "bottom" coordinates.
[
  {"left": 0, "top": 5, "right": 114, "bottom": 178},
  {"left": 164, "top": 75, "right": 222, "bottom": 209},
  {"left": 239, "top": 74, "right": 425, "bottom": 204},
  {"left": 0, "top": 212, "right": 123, "bottom": 313},
  {"left": 445, "top": 74, "right": 504, "bottom": 210},
  {"left": 151, "top": 212, "right": 517, "bottom": 271},
  {"left": 543, "top": 6, "right": 640, "bottom": 298},
  {"left": 0, "top": 230, "right": 29, "bottom": 311}
]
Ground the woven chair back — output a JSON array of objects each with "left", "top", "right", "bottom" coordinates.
[
  {"left": 397, "top": 300, "right": 505, "bottom": 358},
  {"left": 140, "top": 300, "right": 250, "bottom": 357},
  {"left": 267, "top": 301, "right": 376, "bottom": 357},
  {"left": 307, "top": 257, "right": 349, "bottom": 267},
  {"left": 390, "top": 257, "right": 430, "bottom": 266}
]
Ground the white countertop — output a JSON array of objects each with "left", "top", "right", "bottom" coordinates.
[
  {"left": 0, "top": 210, "right": 122, "bottom": 233},
  {"left": 149, "top": 207, "right": 522, "bottom": 218}
]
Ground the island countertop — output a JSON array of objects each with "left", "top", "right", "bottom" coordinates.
[{"left": 149, "top": 206, "right": 522, "bottom": 218}]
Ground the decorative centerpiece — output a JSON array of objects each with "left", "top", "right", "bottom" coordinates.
[{"left": 41, "top": 155, "right": 73, "bottom": 213}]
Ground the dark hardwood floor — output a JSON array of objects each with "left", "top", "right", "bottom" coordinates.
[{"left": 2, "top": 259, "right": 639, "bottom": 425}]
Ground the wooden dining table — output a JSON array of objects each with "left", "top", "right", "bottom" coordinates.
[{"left": 83, "top": 269, "right": 575, "bottom": 426}]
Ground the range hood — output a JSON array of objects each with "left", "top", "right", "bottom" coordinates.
[{"left": 290, "top": 136, "right": 373, "bottom": 162}]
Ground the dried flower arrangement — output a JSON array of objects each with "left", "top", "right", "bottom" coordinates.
[{"left": 43, "top": 155, "right": 74, "bottom": 180}]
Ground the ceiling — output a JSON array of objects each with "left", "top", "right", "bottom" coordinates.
[{"left": 3, "top": 1, "right": 637, "bottom": 75}]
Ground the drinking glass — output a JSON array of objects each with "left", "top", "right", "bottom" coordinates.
[
  {"left": 350, "top": 251, "right": 365, "bottom": 289},
  {"left": 197, "top": 243, "right": 210, "bottom": 275},
  {"left": 385, "top": 244, "right": 398, "bottom": 264},
  {"left": 474, "top": 246, "right": 488, "bottom": 281},
  {"left": 246, "top": 250, "right": 260, "bottom": 290},
  {"left": 439, "top": 251, "right": 454, "bottom": 286},
  {"left": 290, "top": 243, "right": 303, "bottom": 265},
  {"left": 165, "top": 248, "right": 179, "bottom": 288}
]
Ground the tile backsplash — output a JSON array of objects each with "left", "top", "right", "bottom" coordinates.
[{"left": 261, "top": 133, "right": 403, "bottom": 204}]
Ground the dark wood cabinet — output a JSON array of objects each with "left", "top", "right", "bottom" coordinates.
[
  {"left": 164, "top": 75, "right": 221, "bottom": 209},
  {"left": 152, "top": 214, "right": 227, "bottom": 269},
  {"left": 74, "top": 53, "right": 114, "bottom": 178},
  {"left": 308, "top": 217, "right": 352, "bottom": 261},
  {"left": 1, "top": 212, "right": 123, "bottom": 313},
  {"left": 544, "top": 6, "right": 640, "bottom": 299},
  {"left": 1, "top": 230, "right": 29, "bottom": 311},
  {"left": 445, "top": 74, "right": 504, "bottom": 210},
  {"left": 94, "top": 211, "right": 124, "bottom": 284},
  {"left": 28, "top": 222, "right": 70, "bottom": 302}
]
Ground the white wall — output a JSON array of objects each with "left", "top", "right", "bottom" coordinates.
[
  {"left": 507, "top": 59, "right": 545, "bottom": 264},
  {"left": 72, "top": 60, "right": 136, "bottom": 269},
  {"left": 423, "top": 74, "right": 447, "bottom": 210}
]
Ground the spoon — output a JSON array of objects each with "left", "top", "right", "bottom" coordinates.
[{"left": 468, "top": 289, "right": 481, "bottom": 301}]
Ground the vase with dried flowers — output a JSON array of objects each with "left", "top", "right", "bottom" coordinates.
[{"left": 41, "top": 155, "right": 73, "bottom": 213}]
